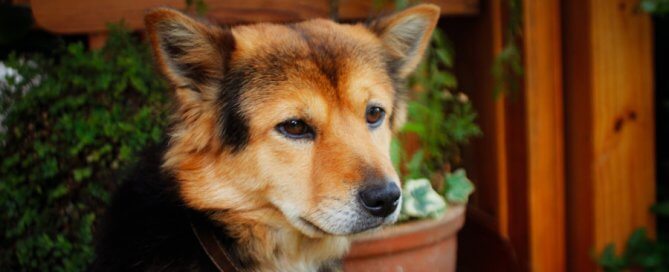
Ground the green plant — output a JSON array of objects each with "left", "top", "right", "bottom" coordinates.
[
  {"left": 185, "top": 0, "right": 208, "bottom": 16},
  {"left": 492, "top": 0, "right": 524, "bottom": 98},
  {"left": 0, "top": 26, "right": 169, "bottom": 271},
  {"left": 640, "top": 0, "right": 669, "bottom": 14},
  {"left": 391, "top": 14, "right": 479, "bottom": 221},
  {"left": 401, "top": 178, "right": 447, "bottom": 219},
  {"left": 400, "top": 28, "right": 481, "bottom": 182},
  {"left": 399, "top": 169, "right": 474, "bottom": 221},
  {"left": 597, "top": 201, "right": 669, "bottom": 271}
]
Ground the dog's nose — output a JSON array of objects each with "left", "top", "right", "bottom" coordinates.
[{"left": 358, "top": 183, "right": 401, "bottom": 217}]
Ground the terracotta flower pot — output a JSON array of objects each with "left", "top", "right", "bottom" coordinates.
[{"left": 344, "top": 205, "right": 466, "bottom": 272}]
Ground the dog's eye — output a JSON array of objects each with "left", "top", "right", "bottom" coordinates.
[
  {"left": 366, "top": 106, "right": 385, "bottom": 128},
  {"left": 276, "top": 119, "right": 314, "bottom": 140}
]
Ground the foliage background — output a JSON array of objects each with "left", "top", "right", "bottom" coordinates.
[{"left": 0, "top": 25, "right": 169, "bottom": 270}]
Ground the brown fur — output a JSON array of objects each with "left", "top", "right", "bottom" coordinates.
[{"left": 143, "top": 5, "right": 439, "bottom": 271}]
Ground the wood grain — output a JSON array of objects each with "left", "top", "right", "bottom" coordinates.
[
  {"left": 522, "top": 0, "right": 565, "bottom": 271},
  {"left": 30, "top": 0, "right": 479, "bottom": 34},
  {"left": 564, "top": 0, "right": 656, "bottom": 270}
]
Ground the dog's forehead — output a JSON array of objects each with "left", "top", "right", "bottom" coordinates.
[{"left": 228, "top": 20, "right": 390, "bottom": 97}]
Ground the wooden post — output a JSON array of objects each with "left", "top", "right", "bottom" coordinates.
[
  {"left": 564, "top": 0, "right": 656, "bottom": 270},
  {"left": 521, "top": 0, "right": 566, "bottom": 271}
]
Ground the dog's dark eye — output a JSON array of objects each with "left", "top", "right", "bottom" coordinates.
[
  {"left": 366, "top": 106, "right": 385, "bottom": 128},
  {"left": 276, "top": 119, "right": 314, "bottom": 140}
]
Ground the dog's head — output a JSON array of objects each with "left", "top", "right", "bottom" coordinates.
[{"left": 146, "top": 5, "right": 439, "bottom": 237}]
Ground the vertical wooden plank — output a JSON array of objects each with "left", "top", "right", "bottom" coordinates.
[
  {"left": 564, "top": 0, "right": 656, "bottom": 270},
  {"left": 490, "top": 0, "right": 510, "bottom": 238},
  {"left": 590, "top": 0, "right": 656, "bottom": 250},
  {"left": 522, "top": 0, "right": 565, "bottom": 271},
  {"left": 447, "top": 0, "right": 508, "bottom": 235},
  {"left": 563, "top": 0, "right": 595, "bottom": 270}
]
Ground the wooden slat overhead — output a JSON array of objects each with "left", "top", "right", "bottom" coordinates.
[{"left": 30, "top": 0, "right": 479, "bottom": 34}]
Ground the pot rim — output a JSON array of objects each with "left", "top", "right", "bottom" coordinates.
[{"left": 345, "top": 205, "right": 466, "bottom": 259}]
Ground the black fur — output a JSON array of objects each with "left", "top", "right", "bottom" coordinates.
[
  {"left": 217, "top": 67, "right": 251, "bottom": 153},
  {"left": 89, "top": 144, "right": 251, "bottom": 271}
]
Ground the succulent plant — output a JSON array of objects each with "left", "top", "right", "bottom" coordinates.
[
  {"left": 401, "top": 178, "right": 447, "bottom": 219},
  {"left": 444, "top": 169, "right": 475, "bottom": 204}
]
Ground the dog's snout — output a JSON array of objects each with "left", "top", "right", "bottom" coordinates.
[{"left": 358, "top": 183, "right": 401, "bottom": 217}]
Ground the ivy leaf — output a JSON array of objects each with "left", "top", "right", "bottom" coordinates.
[
  {"left": 650, "top": 201, "right": 669, "bottom": 216},
  {"left": 435, "top": 49, "right": 453, "bottom": 68},
  {"left": 401, "top": 178, "right": 447, "bottom": 219},
  {"left": 401, "top": 122, "right": 425, "bottom": 134},
  {"left": 444, "top": 168, "right": 474, "bottom": 204},
  {"left": 598, "top": 244, "right": 625, "bottom": 271},
  {"left": 406, "top": 149, "right": 424, "bottom": 179},
  {"left": 48, "top": 184, "right": 68, "bottom": 201},
  {"left": 72, "top": 167, "right": 92, "bottom": 182}
]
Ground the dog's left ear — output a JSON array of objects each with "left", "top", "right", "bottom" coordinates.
[
  {"left": 369, "top": 4, "right": 440, "bottom": 79},
  {"left": 145, "top": 8, "right": 235, "bottom": 92}
]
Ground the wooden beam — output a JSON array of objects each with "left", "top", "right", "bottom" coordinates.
[
  {"left": 564, "top": 0, "right": 656, "bottom": 270},
  {"left": 522, "top": 0, "right": 565, "bottom": 271},
  {"left": 30, "top": 0, "right": 479, "bottom": 35}
]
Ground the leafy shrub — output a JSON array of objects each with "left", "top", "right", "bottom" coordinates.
[
  {"left": 394, "top": 28, "right": 479, "bottom": 221},
  {"left": 0, "top": 26, "right": 169, "bottom": 271},
  {"left": 399, "top": 28, "right": 481, "bottom": 181}
]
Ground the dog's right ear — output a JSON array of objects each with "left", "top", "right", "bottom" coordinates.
[{"left": 145, "top": 8, "right": 235, "bottom": 91}]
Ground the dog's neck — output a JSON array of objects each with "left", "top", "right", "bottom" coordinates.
[{"left": 206, "top": 208, "right": 350, "bottom": 272}]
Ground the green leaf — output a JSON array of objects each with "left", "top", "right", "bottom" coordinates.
[
  {"left": 401, "top": 178, "right": 447, "bottom": 219},
  {"left": 598, "top": 244, "right": 625, "bottom": 271},
  {"left": 651, "top": 201, "right": 669, "bottom": 216},
  {"left": 73, "top": 167, "right": 92, "bottom": 182},
  {"left": 406, "top": 149, "right": 424, "bottom": 179},
  {"left": 401, "top": 122, "right": 425, "bottom": 134},
  {"left": 48, "top": 184, "right": 69, "bottom": 201},
  {"left": 433, "top": 72, "right": 457, "bottom": 89},
  {"left": 444, "top": 169, "right": 475, "bottom": 204},
  {"left": 435, "top": 49, "right": 453, "bottom": 68}
]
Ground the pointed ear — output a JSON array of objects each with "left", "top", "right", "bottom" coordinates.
[
  {"left": 370, "top": 4, "right": 440, "bottom": 78},
  {"left": 144, "top": 8, "right": 235, "bottom": 89}
]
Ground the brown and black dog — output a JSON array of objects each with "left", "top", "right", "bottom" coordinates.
[{"left": 91, "top": 4, "right": 439, "bottom": 271}]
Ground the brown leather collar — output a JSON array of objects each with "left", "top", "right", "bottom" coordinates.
[{"left": 190, "top": 217, "right": 241, "bottom": 272}]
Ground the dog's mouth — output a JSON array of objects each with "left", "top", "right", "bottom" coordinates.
[
  {"left": 296, "top": 215, "right": 386, "bottom": 237},
  {"left": 298, "top": 217, "right": 331, "bottom": 236}
]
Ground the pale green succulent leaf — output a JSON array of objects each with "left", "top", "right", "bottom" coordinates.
[
  {"left": 401, "top": 178, "right": 447, "bottom": 219},
  {"left": 444, "top": 169, "right": 475, "bottom": 204}
]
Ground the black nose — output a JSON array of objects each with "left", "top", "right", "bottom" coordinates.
[{"left": 358, "top": 183, "right": 401, "bottom": 217}]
